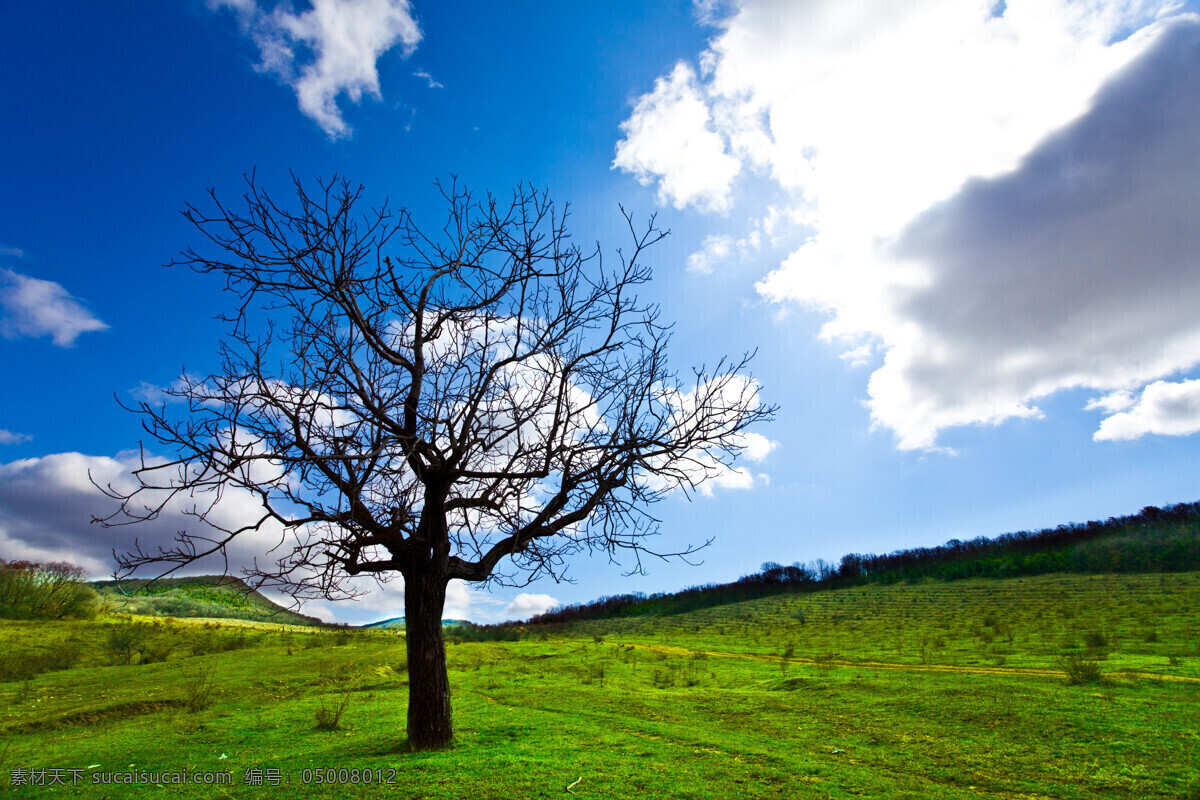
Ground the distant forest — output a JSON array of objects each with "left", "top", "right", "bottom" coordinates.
[{"left": 525, "top": 501, "right": 1200, "bottom": 626}]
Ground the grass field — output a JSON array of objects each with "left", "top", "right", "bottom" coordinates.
[{"left": 2, "top": 572, "right": 1198, "bottom": 798}]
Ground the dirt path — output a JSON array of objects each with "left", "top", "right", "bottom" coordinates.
[{"left": 609, "top": 641, "right": 1200, "bottom": 684}]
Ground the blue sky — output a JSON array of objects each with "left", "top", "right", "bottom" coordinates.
[{"left": 3, "top": 0, "right": 1200, "bottom": 624}]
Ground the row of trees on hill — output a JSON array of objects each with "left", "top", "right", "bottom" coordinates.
[
  {"left": 526, "top": 502, "right": 1200, "bottom": 625},
  {"left": 827, "top": 502, "right": 1200, "bottom": 584},
  {"left": 0, "top": 559, "right": 98, "bottom": 619}
]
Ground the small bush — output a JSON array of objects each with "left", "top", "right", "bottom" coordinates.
[
  {"left": 180, "top": 664, "right": 217, "bottom": 712},
  {"left": 813, "top": 651, "right": 838, "bottom": 677},
  {"left": 104, "top": 623, "right": 151, "bottom": 665},
  {"left": 138, "top": 639, "right": 175, "bottom": 664},
  {"left": 40, "top": 642, "right": 84, "bottom": 672},
  {"left": 314, "top": 694, "right": 351, "bottom": 730},
  {"left": 580, "top": 664, "right": 606, "bottom": 687},
  {"left": 225, "top": 633, "right": 251, "bottom": 651},
  {"left": 1057, "top": 650, "right": 1103, "bottom": 685},
  {"left": 651, "top": 668, "right": 675, "bottom": 689},
  {"left": 779, "top": 643, "right": 796, "bottom": 675},
  {"left": 0, "top": 653, "right": 40, "bottom": 682},
  {"left": 1083, "top": 630, "right": 1109, "bottom": 649}
]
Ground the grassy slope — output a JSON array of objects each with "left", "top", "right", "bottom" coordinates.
[
  {"left": 90, "top": 576, "right": 325, "bottom": 627},
  {"left": 1, "top": 572, "right": 1197, "bottom": 799},
  {"left": 532, "top": 501, "right": 1200, "bottom": 625}
]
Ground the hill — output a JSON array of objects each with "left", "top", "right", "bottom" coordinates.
[
  {"left": 2, "top": 570, "right": 1196, "bottom": 798},
  {"left": 527, "top": 500, "right": 1200, "bottom": 626},
  {"left": 90, "top": 575, "right": 326, "bottom": 627},
  {"left": 360, "top": 617, "right": 469, "bottom": 630}
]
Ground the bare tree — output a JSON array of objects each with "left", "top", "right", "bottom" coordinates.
[{"left": 95, "top": 175, "right": 775, "bottom": 750}]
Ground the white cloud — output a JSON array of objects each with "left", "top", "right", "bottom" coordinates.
[
  {"left": 687, "top": 234, "right": 733, "bottom": 275},
  {"left": 636, "top": 373, "right": 773, "bottom": 496},
  {"left": 1085, "top": 388, "right": 1137, "bottom": 414},
  {"left": 0, "top": 268, "right": 109, "bottom": 347},
  {"left": 213, "top": 0, "right": 422, "bottom": 139},
  {"left": 0, "top": 430, "right": 32, "bottom": 445},
  {"left": 0, "top": 451, "right": 563, "bottom": 626},
  {"left": 740, "top": 431, "right": 778, "bottom": 462},
  {"left": 0, "top": 452, "right": 290, "bottom": 578},
  {"left": 686, "top": 227, "right": 763, "bottom": 275},
  {"left": 838, "top": 343, "right": 875, "bottom": 368},
  {"left": 1094, "top": 379, "right": 1200, "bottom": 440},
  {"left": 701, "top": 465, "right": 755, "bottom": 495},
  {"left": 617, "top": 0, "right": 1200, "bottom": 450},
  {"left": 412, "top": 69, "right": 442, "bottom": 88},
  {"left": 613, "top": 63, "right": 741, "bottom": 212},
  {"left": 502, "top": 592, "right": 558, "bottom": 621}
]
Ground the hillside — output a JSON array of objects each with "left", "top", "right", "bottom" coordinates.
[
  {"left": 528, "top": 500, "right": 1200, "bottom": 626},
  {"left": 1, "top": 570, "right": 1196, "bottom": 799},
  {"left": 359, "top": 618, "right": 468, "bottom": 630},
  {"left": 90, "top": 575, "right": 326, "bottom": 627}
]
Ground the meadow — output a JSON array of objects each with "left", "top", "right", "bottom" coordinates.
[{"left": 1, "top": 572, "right": 1198, "bottom": 799}]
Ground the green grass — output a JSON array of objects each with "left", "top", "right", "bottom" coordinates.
[
  {"left": 90, "top": 576, "right": 324, "bottom": 627},
  {"left": 2, "top": 573, "right": 1198, "bottom": 799}
]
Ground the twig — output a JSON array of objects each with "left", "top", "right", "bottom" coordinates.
[{"left": 566, "top": 776, "right": 582, "bottom": 794}]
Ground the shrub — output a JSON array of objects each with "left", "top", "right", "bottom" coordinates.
[
  {"left": 779, "top": 643, "right": 796, "bottom": 675},
  {"left": 314, "top": 694, "right": 351, "bottom": 730},
  {"left": 1083, "top": 630, "right": 1109, "bottom": 649},
  {"left": 1057, "top": 650, "right": 1103, "bottom": 685},
  {"left": 0, "top": 559, "right": 98, "bottom": 619},
  {"left": 180, "top": 664, "right": 217, "bottom": 712},
  {"left": 813, "top": 651, "right": 837, "bottom": 677},
  {"left": 137, "top": 638, "right": 175, "bottom": 664},
  {"left": 104, "top": 623, "right": 151, "bottom": 665},
  {"left": 39, "top": 642, "right": 84, "bottom": 672},
  {"left": 0, "top": 652, "right": 40, "bottom": 682}
]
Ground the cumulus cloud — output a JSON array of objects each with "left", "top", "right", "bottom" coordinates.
[
  {"left": 503, "top": 592, "right": 559, "bottom": 621},
  {"left": 614, "top": 63, "right": 741, "bottom": 212},
  {"left": 617, "top": 0, "right": 1200, "bottom": 449},
  {"left": 0, "top": 430, "right": 32, "bottom": 445},
  {"left": 1094, "top": 379, "right": 1200, "bottom": 441},
  {"left": 864, "top": 21, "right": 1200, "bottom": 448},
  {"left": 212, "top": 0, "right": 422, "bottom": 138},
  {"left": 0, "top": 452, "right": 290, "bottom": 578},
  {"left": 0, "top": 451, "right": 562, "bottom": 625},
  {"left": 740, "top": 431, "right": 778, "bottom": 462},
  {"left": 1085, "top": 389, "right": 1136, "bottom": 414},
  {"left": 0, "top": 269, "right": 109, "bottom": 347}
]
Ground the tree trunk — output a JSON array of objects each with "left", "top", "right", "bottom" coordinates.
[{"left": 404, "top": 570, "right": 453, "bottom": 750}]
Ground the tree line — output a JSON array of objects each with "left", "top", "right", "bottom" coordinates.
[{"left": 524, "top": 502, "right": 1200, "bottom": 625}]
